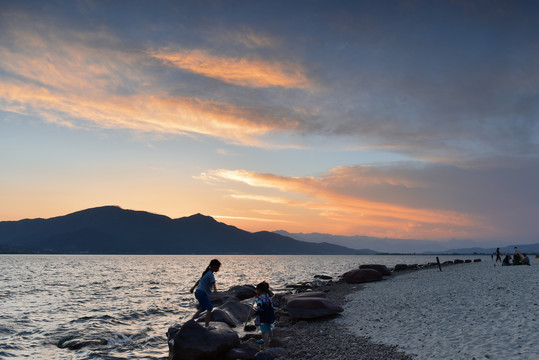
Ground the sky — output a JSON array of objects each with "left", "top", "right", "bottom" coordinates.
[{"left": 1, "top": 0, "right": 538, "bottom": 245}]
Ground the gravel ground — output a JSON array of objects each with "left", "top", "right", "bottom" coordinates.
[{"left": 275, "top": 281, "right": 414, "bottom": 360}]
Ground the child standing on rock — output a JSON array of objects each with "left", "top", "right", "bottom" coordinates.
[
  {"left": 255, "top": 281, "right": 275, "bottom": 349},
  {"left": 190, "top": 259, "right": 221, "bottom": 330}
]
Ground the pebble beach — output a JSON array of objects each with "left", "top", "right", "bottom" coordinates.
[{"left": 334, "top": 259, "right": 538, "bottom": 360}]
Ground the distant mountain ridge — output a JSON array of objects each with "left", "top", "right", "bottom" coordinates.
[
  {"left": 0, "top": 206, "right": 364, "bottom": 255},
  {"left": 274, "top": 230, "right": 539, "bottom": 254}
]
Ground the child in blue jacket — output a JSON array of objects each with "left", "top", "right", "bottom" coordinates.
[{"left": 255, "top": 281, "right": 275, "bottom": 349}]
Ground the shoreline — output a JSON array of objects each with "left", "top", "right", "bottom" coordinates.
[
  {"left": 335, "top": 260, "right": 538, "bottom": 360},
  {"left": 281, "top": 280, "right": 414, "bottom": 359}
]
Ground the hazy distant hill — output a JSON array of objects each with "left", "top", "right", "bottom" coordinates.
[
  {"left": 275, "top": 230, "right": 539, "bottom": 254},
  {"left": 0, "top": 206, "right": 364, "bottom": 255},
  {"left": 423, "top": 243, "right": 539, "bottom": 255},
  {"left": 274, "top": 230, "right": 448, "bottom": 253}
]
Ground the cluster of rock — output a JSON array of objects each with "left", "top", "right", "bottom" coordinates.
[
  {"left": 167, "top": 260, "right": 476, "bottom": 359},
  {"left": 392, "top": 258, "right": 481, "bottom": 271}
]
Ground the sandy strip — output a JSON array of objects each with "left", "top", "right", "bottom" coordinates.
[{"left": 336, "top": 260, "right": 539, "bottom": 360}]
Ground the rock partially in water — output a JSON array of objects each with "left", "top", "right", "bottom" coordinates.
[{"left": 167, "top": 320, "right": 239, "bottom": 360}]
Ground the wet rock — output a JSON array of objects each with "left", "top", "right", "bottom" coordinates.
[
  {"left": 342, "top": 269, "right": 383, "bottom": 283},
  {"left": 167, "top": 320, "right": 239, "bottom": 360},
  {"left": 58, "top": 337, "right": 108, "bottom": 350},
  {"left": 314, "top": 274, "right": 333, "bottom": 280}
]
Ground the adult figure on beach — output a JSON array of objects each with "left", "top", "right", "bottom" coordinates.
[
  {"left": 190, "top": 259, "right": 221, "bottom": 330},
  {"left": 522, "top": 254, "right": 531, "bottom": 265},
  {"left": 502, "top": 254, "right": 511, "bottom": 266},
  {"left": 512, "top": 247, "right": 523, "bottom": 265},
  {"left": 495, "top": 248, "right": 502, "bottom": 262}
]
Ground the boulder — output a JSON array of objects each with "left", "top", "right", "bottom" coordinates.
[
  {"left": 394, "top": 264, "right": 408, "bottom": 271},
  {"left": 359, "top": 264, "right": 391, "bottom": 276},
  {"left": 281, "top": 291, "right": 327, "bottom": 310},
  {"left": 474, "top": 259, "right": 482, "bottom": 263},
  {"left": 167, "top": 320, "right": 239, "bottom": 360},
  {"left": 194, "top": 299, "right": 253, "bottom": 327},
  {"left": 220, "top": 300, "right": 254, "bottom": 326},
  {"left": 208, "top": 285, "right": 256, "bottom": 307},
  {"left": 206, "top": 309, "right": 238, "bottom": 328},
  {"left": 342, "top": 269, "right": 383, "bottom": 283},
  {"left": 225, "top": 285, "right": 257, "bottom": 300},
  {"left": 286, "top": 297, "right": 343, "bottom": 319}
]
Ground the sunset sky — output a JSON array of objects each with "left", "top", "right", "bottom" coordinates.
[{"left": 1, "top": 1, "right": 538, "bottom": 244}]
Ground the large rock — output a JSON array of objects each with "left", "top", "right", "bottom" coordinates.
[
  {"left": 342, "top": 269, "right": 383, "bottom": 283},
  {"left": 210, "top": 285, "right": 257, "bottom": 307},
  {"left": 359, "top": 264, "right": 391, "bottom": 276},
  {"left": 206, "top": 309, "right": 238, "bottom": 328},
  {"left": 195, "top": 299, "right": 253, "bottom": 327},
  {"left": 286, "top": 296, "right": 343, "bottom": 319},
  {"left": 225, "top": 285, "right": 257, "bottom": 300},
  {"left": 220, "top": 300, "right": 254, "bottom": 325},
  {"left": 167, "top": 320, "right": 239, "bottom": 360},
  {"left": 394, "top": 264, "right": 408, "bottom": 271},
  {"left": 281, "top": 291, "right": 327, "bottom": 310}
]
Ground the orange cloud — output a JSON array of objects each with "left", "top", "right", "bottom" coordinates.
[
  {"left": 152, "top": 49, "right": 311, "bottom": 89},
  {"left": 0, "top": 28, "right": 310, "bottom": 147},
  {"left": 198, "top": 168, "right": 489, "bottom": 239},
  {"left": 0, "top": 82, "right": 283, "bottom": 144}
]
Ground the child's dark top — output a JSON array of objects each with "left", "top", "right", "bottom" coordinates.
[{"left": 256, "top": 293, "right": 275, "bottom": 324}]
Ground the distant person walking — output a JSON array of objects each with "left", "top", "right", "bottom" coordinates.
[
  {"left": 495, "top": 248, "right": 502, "bottom": 262},
  {"left": 190, "top": 259, "right": 221, "bottom": 330}
]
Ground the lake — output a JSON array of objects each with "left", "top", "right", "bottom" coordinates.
[{"left": 0, "top": 254, "right": 488, "bottom": 359}]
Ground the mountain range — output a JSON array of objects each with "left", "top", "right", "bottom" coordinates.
[
  {"left": 1, "top": 206, "right": 537, "bottom": 255},
  {"left": 0, "top": 206, "right": 364, "bottom": 255}
]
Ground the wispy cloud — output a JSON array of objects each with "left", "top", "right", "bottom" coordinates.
[
  {"left": 151, "top": 49, "right": 311, "bottom": 89},
  {"left": 0, "top": 27, "right": 310, "bottom": 146}
]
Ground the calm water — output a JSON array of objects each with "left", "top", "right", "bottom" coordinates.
[{"left": 0, "top": 254, "right": 488, "bottom": 359}]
